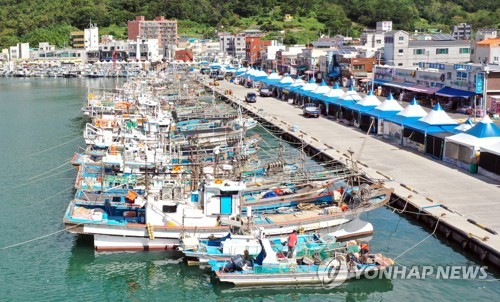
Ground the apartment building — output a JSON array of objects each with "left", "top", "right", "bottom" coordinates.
[{"left": 128, "top": 16, "right": 178, "bottom": 51}]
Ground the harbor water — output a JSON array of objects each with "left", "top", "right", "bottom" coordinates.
[{"left": 0, "top": 77, "right": 498, "bottom": 301}]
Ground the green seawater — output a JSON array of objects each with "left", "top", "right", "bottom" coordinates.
[{"left": 0, "top": 77, "right": 499, "bottom": 301}]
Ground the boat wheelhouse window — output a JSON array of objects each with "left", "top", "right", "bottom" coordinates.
[
  {"left": 163, "top": 204, "right": 177, "bottom": 213},
  {"left": 112, "top": 196, "right": 121, "bottom": 202},
  {"left": 221, "top": 191, "right": 239, "bottom": 196}
]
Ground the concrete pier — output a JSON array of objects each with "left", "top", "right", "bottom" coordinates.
[{"left": 204, "top": 78, "right": 500, "bottom": 269}]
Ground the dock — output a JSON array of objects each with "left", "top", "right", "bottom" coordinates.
[{"left": 205, "top": 78, "right": 500, "bottom": 269}]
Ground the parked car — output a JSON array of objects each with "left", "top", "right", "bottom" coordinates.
[
  {"left": 216, "top": 73, "right": 225, "bottom": 80},
  {"left": 245, "top": 92, "right": 257, "bottom": 103},
  {"left": 209, "top": 71, "right": 219, "bottom": 78},
  {"left": 302, "top": 103, "right": 321, "bottom": 118},
  {"left": 200, "top": 68, "right": 210, "bottom": 75},
  {"left": 259, "top": 87, "right": 273, "bottom": 97}
]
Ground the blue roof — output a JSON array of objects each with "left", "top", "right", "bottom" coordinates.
[
  {"left": 364, "top": 108, "right": 400, "bottom": 119},
  {"left": 465, "top": 118, "right": 500, "bottom": 138},
  {"left": 435, "top": 87, "right": 476, "bottom": 98},
  {"left": 344, "top": 103, "right": 377, "bottom": 113},
  {"left": 403, "top": 120, "right": 459, "bottom": 134},
  {"left": 384, "top": 115, "right": 420, "bottom": 126}
]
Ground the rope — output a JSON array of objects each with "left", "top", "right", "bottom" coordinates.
[
  {"left": 16, "top": 187, "right": 74, "bottom": 209},
  {"left": 1, "top": 167, "right": 75, "bottom": 193},
  {"left": 29, "top": 159, "right": 73, "bottom": 180},
  {"left": 0, "top": 223, "right": 82, "bottom": 250},
  {"left": 27, "top": 136, "right": 82, "bottom": 157},
  {"left": 392, "top": 215, "right": 442, "bottom": 261}
]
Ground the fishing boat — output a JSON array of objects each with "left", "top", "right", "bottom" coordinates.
[
  {"left": 180, "top": 218, "right": 374, "bottom": 263},
  {"left": 208, "top": 237, "right": 394, "bottom": 286}
]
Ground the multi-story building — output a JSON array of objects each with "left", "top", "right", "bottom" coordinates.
[
  {"left": 452, "top": 23, "right": 472, "bottom": 40},
  {"left": 218, "top": 32, "right": 246, "bottom": 60},
  {"left": 384, "top": 30, "right": 471, "bottom": 66},
  {"left": 128, "top": 38, "right": 161, "bottom": 62},
  {"left": 127, "top": 16, "right": 177, "bottom": 52},
  {"left": 99, "top": 36, "right": 128, "bottom": 62},
  {"left": 174, "top": 49, "right": 193, "bottom": 62},
  {"left": 471, "top": 29, "right": 498, "bottom": 63},
  {"left": 474, "top": 38, "right": 500, "bottom": 64},
  {"left": 70, "top": 24, "right": 98, "bottom": 51},
  {"left": 361, "top": 21, "right": 392, "bottom": 49},
  {"left": 245, "top": 36, "right": 271, "bottom": 65}
]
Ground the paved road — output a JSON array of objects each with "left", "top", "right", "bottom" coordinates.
[{"left": 208, "top": 77, "right": 500, "bottom": 235}]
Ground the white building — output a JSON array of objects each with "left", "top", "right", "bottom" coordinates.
[
  {"left": 384, "top": 30, "right": 471, "bottom": 66},
  {"left": 84, "top": 24, "right": 99, "bottom": 51},
  {"left": 473, "top": 38, "right": 500, "bottom": 64},
  {"left": 128, "top": 38, "right": 162, "bottom": 62},
  {"left": 376, "top": 21, "right": 393, "bottom": 32}
]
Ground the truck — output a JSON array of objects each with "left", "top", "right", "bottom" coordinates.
[{"left": 302, "top": 103, "right": 321, "bottom": 118}]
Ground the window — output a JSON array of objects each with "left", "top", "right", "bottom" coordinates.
[
  {"left": 414, "top": 49, "right": 425, "bottom": 55},
  {"left": 398, "top": 63, "right": 403, "bottom": 66},
  {"left": 376, "top": 39, "right": 382, "bottom": 44},
  {"left": 384, "top": 37, "right": 394, "bottom": 44},
  {"left": 398, "top": 36, "right": 404, "bottom": 41},
  {"left": 353, "top": 64, "right": 364, "bottom": 70},
  {"left": 494, "top": 57, "right": 499, "bottom": 62},
  {"left": 456, "top": 71, "right": 467, "bottom": 81},
  {"left": 398, "top": 49, "right": 404, "bottom": 54},
  {"left": 459, "top": 48, "right": 470, "bottom": 54},
  {"left": 436, "top": 48, "right": 448, "bottom": 55}
]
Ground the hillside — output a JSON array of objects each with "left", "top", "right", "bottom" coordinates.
[{"left": 0, "top": 0, "right": 498, "bottom": 49}]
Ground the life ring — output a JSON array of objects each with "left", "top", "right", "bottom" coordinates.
[{"left": 173, "top": 165, "right": 181, "bottom": 172}]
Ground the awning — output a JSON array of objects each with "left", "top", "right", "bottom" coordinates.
[
  {"left": 435, "top": 87, "right": 476, "bottom": 98},
  {"left": 374, "top": 79, "right": 389, "bottom": 85},
  {"left": 295, "top": 66, "right": 308, "bottom": 71},
  {"left": 383, "top": 82, "right": 415, "bottom": 89},
  {"left": 405, "top": 85, "right": 441, "bottom": 94}
]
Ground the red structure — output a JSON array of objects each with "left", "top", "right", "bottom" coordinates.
[
  {"left": 174, "top": 50, "right": 194, "bottom": 62},
  {"left": 128, "top": 16, "right": 177, "bottom": 49},
  {"left": 245, "top": 37, "right": 271, "bottom": 65}
]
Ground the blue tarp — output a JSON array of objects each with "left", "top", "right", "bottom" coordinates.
[{"left": 435, "top": 87, "right": 476, "bottom": 98}]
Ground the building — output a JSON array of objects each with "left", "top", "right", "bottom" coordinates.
[
  {"left": 245, "top": 36, "right": 271, "bottom": 65},
  {"left": 361, "top": 21, "right": 392, "bottom": 49},
  {"left": 99, "top": 36, "right": 128, "bottom": 62},
  {"left": 128, "top": 38, "right": 161, "bottom": 62},
  {"left": 70, "top": 31, "right": 84, "bottom": 49},
  {"left": 218, "top": 32, "right": 246, "bottom": 60},
  {"left": 471, "top": 29, "right": 498, "bottom": 63},
  {"left": 384, "top": 30, "right": 471, "bottom": 67},
  {"left": 340, "top": 57, "right": 377, "bottom": 83},
  {"left": 70, "top": 24, "right": 99, "bottom": 51},
  {"left": 127, "top": 16, "right": 178, "bottom": 51},
  {"left": 174, "top": 49, "right": 193, "bottom": 62},
  {"left": 452, "top": 23, "right": 472, "bottom": 40},
  {"left": 473, "top": 38, "right": 500, "bottom": 64}
]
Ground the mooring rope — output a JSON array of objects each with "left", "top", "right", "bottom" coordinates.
[{"left": 0, "top": 223, "right": 82, "bottom": 250}]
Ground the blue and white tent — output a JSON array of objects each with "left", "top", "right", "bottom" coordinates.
[
  {"left": 383, "top": 97, "right": 428, "bottom": 143},
  {"left": 454, "top": 117, "right": 475, "bottom": 132},
  {"left": 236, "top": 67, "right": 247, "bottom": 76},
  {"left": 272, "top": 74, "right": 294, "bottom": 88},
  {"left": 402, "top": 103, "right": 458, "bottom": 153},
  {"left": 444, "top": 115, "right": 500, "bottom": 169},
  {"left": 261, "top": 72, "right": 282, "bottom": 85},
  {"left": 363, "top": 93, "right": 404, "bottom": 134},
  {"left": 322, "top": 83, "right": 345, "bottom": 116},
  {"left": 305, "top": 80, "right": 330, "bottom": 100},
  {"left": 295, "top": 78, "right": 318, "bottom": 102}
]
